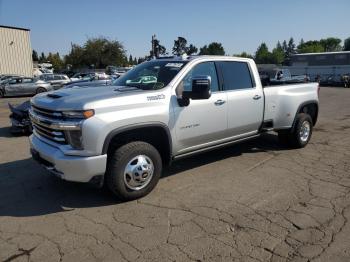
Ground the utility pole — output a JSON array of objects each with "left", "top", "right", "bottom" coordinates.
[{"left": 151, "top": 34, "right": 156, "bottom": 58}]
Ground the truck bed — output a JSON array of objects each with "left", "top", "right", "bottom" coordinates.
[{"left": 263, "top": 82, "right": 319, "bottom": 129}]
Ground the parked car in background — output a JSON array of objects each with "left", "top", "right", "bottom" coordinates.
[
  {"left": 70, "top": 72, "right": 97, "bottom": 82},
  {"left": 64, "top": 74, "right": 114, "bottom": 88},
  {"left": 105, "top": 66, "right": 131, "bottom": 78},
  {"left": 0, "top": 74, "right": 23, "bottom": 83},
  {"left": 8, "top": 100, "right": 32, "bottom": 134},
  {"left": 58, "top": 69, "right": 76, "bottom": 78},
  {"left": 0, "top": 76, "right": 53, "bottom": 97},
  {"left": 38, "top": 74, "right": 71, "bottom": 89},
  {"left": 319, "top": 75, "right": 344, "bottom": 87},
  {"left": 259, "top": 71, "right": 270, "bottom": 86},
  {"left": 258, "top": 68, "right": 310, "bottom": 86}
]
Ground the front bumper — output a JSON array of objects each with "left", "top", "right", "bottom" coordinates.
[{"left": 29, "top": 135, "right": 107, "bottom": 182}]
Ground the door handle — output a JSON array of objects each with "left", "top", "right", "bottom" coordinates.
[
  {"left": 214, "top": 99, "right": 226, "bottom": 106},
  {"left": 253, "top": 95, "right": 262, "bottom": 100}
]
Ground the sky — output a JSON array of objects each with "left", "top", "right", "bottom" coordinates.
[{"left": 0, "top": 0, "right": 349, "bottom": 58}]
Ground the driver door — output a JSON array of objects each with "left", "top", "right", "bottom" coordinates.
[{"left": 173, "top": 62, "right": 228, "bottom": 155}]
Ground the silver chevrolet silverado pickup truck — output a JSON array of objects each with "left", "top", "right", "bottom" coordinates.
[{"left": 29, "top": 56, "right": 319, "bottom": 200}]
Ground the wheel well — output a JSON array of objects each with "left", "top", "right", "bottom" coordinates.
[
  {"left": 298, "top": 102, "right": 318, "bottom": 126},
  {"left": 105, "top": 126, "right": 172, "bottom": 166}
]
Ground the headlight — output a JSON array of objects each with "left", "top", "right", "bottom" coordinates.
[
  {"left": 62, "top": 109, "right": 94, "bottom": 119},
  {"left": 61, "top": 109, "right": 94, "bottom": 149}
]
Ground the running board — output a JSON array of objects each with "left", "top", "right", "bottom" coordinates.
[
  {"left": 260, "top": 119, "right": 274, "bottom": 132},
  {"left": 172, "top": 134, "right": 260, "bottom": 160}
]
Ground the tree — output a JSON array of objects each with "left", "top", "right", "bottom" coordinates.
[
  {"left": 39, "top": 52, "right": 46, "bottom": 63},
  {"left": 320, "top": 37, "right": 342, "bottom": 52},
  {"left": 199, "top": 42, "right": 225, "bottom": 55},
  {"left": 149, "top": 35, "right": 167, "bottom": 58},
  {"left": 344, "top": 37, "right": 350, "bottom": 51},
  {"left": 271, "top": 41, "right": 285, "bottom": 64},
  {"left": 297, "top": 40, "right": 324, "bottom": 53},
  {"left": 64, "top": 44, "right": 84, "bottom": 68},
  {"left": 254, "top": 43, "right": 272, "bottom": 64},
  {"left": 47, "top": 52, "right": 64, "bottom": 71},
  {"left": 172, "top": 37, "right": 198, "bottom": 55},
  {"left": 32, "top": 50, "right": 39, "bottom": 61},
  {"left": 64, "top": 37, "right": 127, "bottom": 69},
  {"left": 187, "top": 44, "right": 198, "bottom": 55},
  {"left": 234, "top": 52, "right": 253, "bottom": 59},
  {"left": 153, "top": 39, "right": 167, "bottom": 57},
  {"left": 137, "top": 57, "right": 146, "bottom": 64},
  {"left": 287, "top": 38, "right": 296, "bottom": 55},
  {"left": 172, "top": 37, "right": 188, "bottom": 55},
  {"left": 128, "top": 55, "right": 136, "bottom": 65}
]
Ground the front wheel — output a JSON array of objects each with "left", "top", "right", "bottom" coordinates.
[{"left": 105, "top": 141, "right": 162, "bottom": 201}]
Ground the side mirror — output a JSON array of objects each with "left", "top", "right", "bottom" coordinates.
[{"left": 183, "top": 75, "right": 212, "bottom": 100}]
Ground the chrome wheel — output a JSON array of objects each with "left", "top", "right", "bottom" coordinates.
[
  {"left": 123, "top": 155, "right": 154, "bottom": 191},
  {"left": 299, "top": 121, "right": 311, "bottom": 142}
]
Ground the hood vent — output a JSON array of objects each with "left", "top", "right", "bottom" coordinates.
[{"left": 47, "top": 93, "right": 63, "bottom": 99}]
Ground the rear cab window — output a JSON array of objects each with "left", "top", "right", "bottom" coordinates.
[{"left": 217, "top": 61, "right": 255, "bottom": 91}]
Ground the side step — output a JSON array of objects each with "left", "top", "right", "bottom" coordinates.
[{"left": 261, "top": 119, "right": 274, "bottom": 131}]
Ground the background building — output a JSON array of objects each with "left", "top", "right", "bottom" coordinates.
[
  {"left": 0, "top": 25, "right": 33, "bottom": 77},
  {"left": 285, "top": 51, "right": 350, "bottom": 80}
]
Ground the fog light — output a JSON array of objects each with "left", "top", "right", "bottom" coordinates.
[{"left": 65, "top": 130, "right": 83, "bottom": 149}]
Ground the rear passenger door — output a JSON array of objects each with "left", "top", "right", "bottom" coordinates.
[
  {"left": 51, "top": 75, "right": 63, "bottom": 89},
  {"left": 217, "top": 61, "right": 264, "bottom": 137}
]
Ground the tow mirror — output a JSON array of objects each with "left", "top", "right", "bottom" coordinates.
[{"left": 183, "top": 75, "right": 212, "bottom": 100}]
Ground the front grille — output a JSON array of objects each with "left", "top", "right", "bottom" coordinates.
[
  {"left": 31, "top": 105, "right": 63, "bottom": 119},
  {"left": 32, "top": 121, "right": 66, "bottom": 144},
  {"left": 30, "top": 105, "right": 67, "bottom": 144}
]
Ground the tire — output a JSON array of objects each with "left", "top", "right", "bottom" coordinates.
[
  {"left": 105, "top": 141, "right": 162, "bottom": 201},
  {"left": 36, "top": 87, "right": 46, "bottom": 94},
  {"left": 279, "top": 113, "right": 313, "bottom": 148},
  {"left": 291, "top": 113, "right": 313, "bottom": 148},
  {"left": 0, "top": 89, "right": 4, "bottom": 98}
]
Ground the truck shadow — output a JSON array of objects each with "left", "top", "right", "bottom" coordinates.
[
  {"left": 0, "top": 127, "right": 14, "bottom": 138},
  {"left": 0, "top": 126, "right": 31, "bottom": 138},
  {"left": 164, "top": 133, "right": 289, "bottom": 177},
  {"left": 0, "top": 133, "right": 288, "bottom": 217}
]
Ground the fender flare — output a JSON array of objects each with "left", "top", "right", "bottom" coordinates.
[
  {"left": 101, "top": 122, "right": 172, "bottom": 155},
  {"left": 291, "top": 100, "right": 319, "bottom": 131}
]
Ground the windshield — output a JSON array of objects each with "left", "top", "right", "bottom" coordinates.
[{"left": 113, "top": 60, "right": 187, "bottom": 90}]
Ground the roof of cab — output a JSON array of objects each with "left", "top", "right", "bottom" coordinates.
[{"left": 153, "top": 55, "right": 253, "bottom": 63}]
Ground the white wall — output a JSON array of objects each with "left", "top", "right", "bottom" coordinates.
[{"left": 0, "top": 27, "right": 33, "bottom": 77}]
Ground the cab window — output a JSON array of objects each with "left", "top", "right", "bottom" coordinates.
[
  {"left": 178, "top": 62, "right": 219, "bottom": 94},
  {"left": 217, "top": 61, "right": 254, "bottom": 90}
]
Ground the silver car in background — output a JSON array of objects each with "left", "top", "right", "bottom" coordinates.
[
  {"left": 0, "top": 76, "right": 53, "bottom": 97},
  {"left": 38, "top": 74, "right": 71, "bottom": 89}
]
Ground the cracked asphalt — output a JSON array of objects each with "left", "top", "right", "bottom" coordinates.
[{"left": 0, "top": 86, "right": 350, "bottom": 262}]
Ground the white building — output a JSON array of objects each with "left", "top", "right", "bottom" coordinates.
[
  {"left": 0, "top": 25, "right": 33, "bottom": 77},
  {"left": 285, "top": 51, "right": 350, "bottom": 80}
]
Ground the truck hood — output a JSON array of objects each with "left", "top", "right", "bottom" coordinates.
[{"left": 31, "top": 85, "right": 143, "bottom": 111}]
